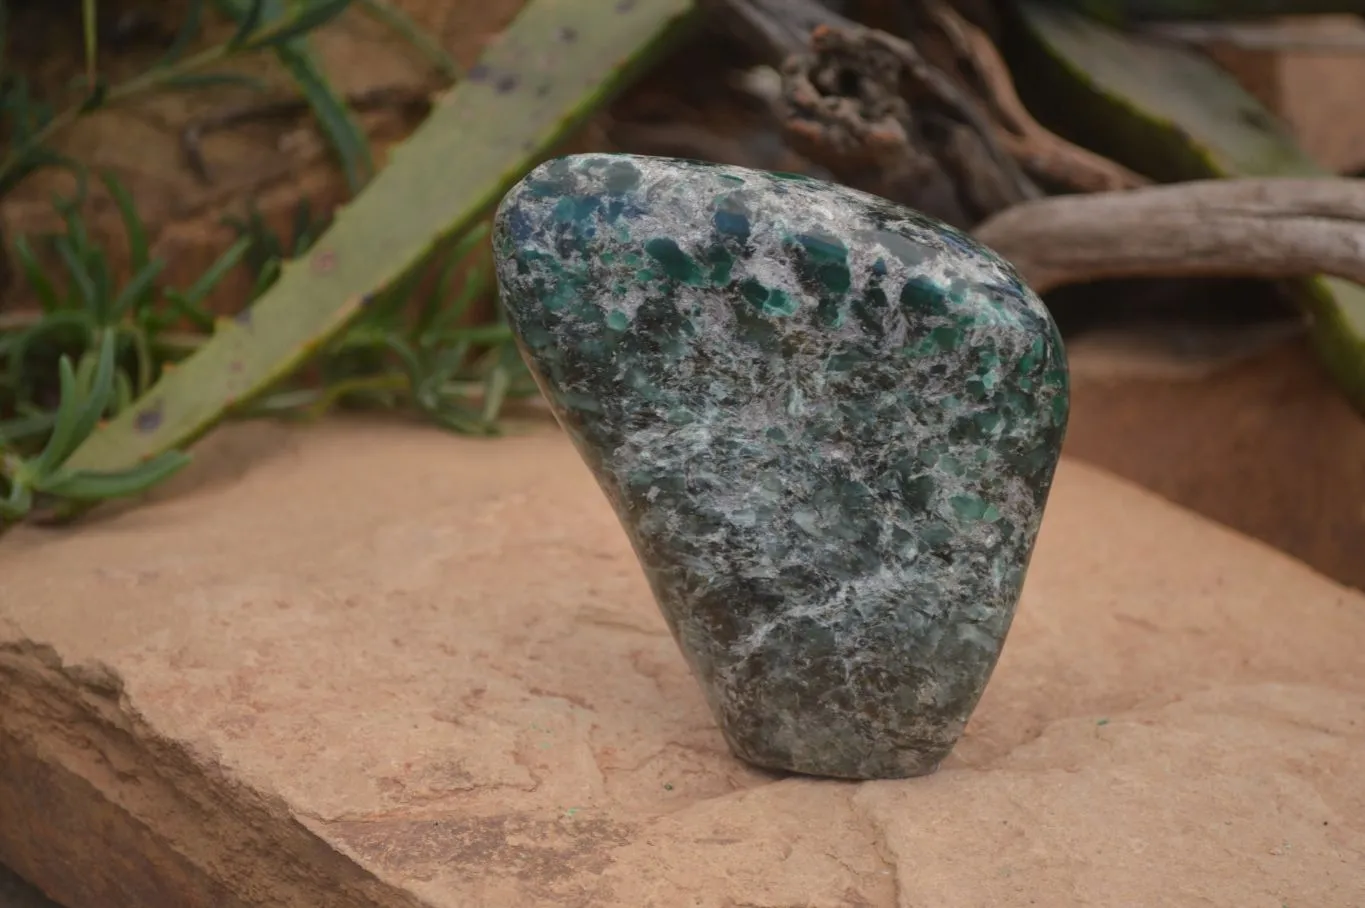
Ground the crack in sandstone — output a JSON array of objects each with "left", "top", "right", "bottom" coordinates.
[
  {"left": 0, "top": 639, "right": 430, "bottom": 908},
  {"left": 846, "top": 788, "right": 903, "bottom": 908}
]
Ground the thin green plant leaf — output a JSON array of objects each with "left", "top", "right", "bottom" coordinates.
[
  {"left": 364, "top": 259, "right": 425, "bottom": 323},
  {"left": 159, "top": 0, "right": 207, "bottom": 65},
  {"left": 53, "top": 237, "right": 101, "bottom": 318},
  {"left": 60, "top": 331, "right": 119, "bottom": 468},
  {"left": 161, "top": 72, "right": 270, "bottom": 92},
  {"left": 247, "top": 0, "right": 354, "bottom": 50},
  {"left": 431, "top": 404, "right": 490, "bottom": 436},
  {"left": 0, "top": 1, "right": 9, "bottom": 75},
  {"left": 416, "top": 252, "right": 469, "bottom": 340},
  {"left": 0, "top": 484, "right": 33, "bottom": 522},
  {"left": 274, "top": 44, "right": 374, "bottom": 192},
  {"left": 290, "top": 197, "right": 322, "bottom": 253},
  {"left": 224, "top": 0, "right": 268, "bottom": 48},
  {"left": 12, "top": 235, "right": 63, "bottom": 311},
  {"left": 247, "top": 259, "right": 282, "bottom": 300},
  {"left": 380, "top": 334, "right": 424, "bottom": 387},
  {"left": 36, "top": 451, "right": 192, "bottom": 500},
  {"left": 76, "top": 77, "right": 110, "bottom": 113},
  {"left": 160, "top": 290, "right": 216, "bottom": 333},
  {"left": 443, "top": 323, "right": 512, "bottom": 345},
  {"left": 113, "top": 367, "right": 135, "bottom": 413},
  {"left": 213, "top": 0, "right": 371, "bottom": 191},
  {"left": 0, "top": 411, "right": 57, "bottom": 447},
  {"left": 28, "top": 355, "right": 85, "bottom": 478},
  {"left": 4, "top": 312, "right": 97, "bottom": 390},
  {"left": 481, "top": 363, "right": 511, "bottom": 424},
  {"left": 120, "top": 324, "right": 154, "bottom": 394},
  {"left": 100, "top": 170, "right": 149, "bottom": 271},
  {"left": 424, "top": 264, "right": 490, "bottom": 344},
  {"left": 82, "top": 0, "right": 99, "bottom": 85},
  {"left": 88, "top": 248, "right": 113, "bottom": 322},
  {"left": 354, "top": 0, "right": 460, "bottom": 81},
  {"left": 178, "top": 235, "right": 253, "bottom": 308},
  {"left": 111, "top": 258, "right": 167, "bottom": 320}
]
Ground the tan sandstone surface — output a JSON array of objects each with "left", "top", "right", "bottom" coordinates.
[{"left": 2, "top": 417, "right": 1364, "bottom": 907}]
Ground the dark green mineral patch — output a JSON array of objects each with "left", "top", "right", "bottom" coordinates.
[{"left": 492, "top": 153, "right": 1069, "bottom": 780}]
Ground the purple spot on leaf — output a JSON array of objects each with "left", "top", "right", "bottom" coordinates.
[
  {"left": 558, "top": 26, "right": 578, "bottom": 42},
  {"left": 312, "top": 249, "right": 337, "bottom": 274},
  {"left": 536, "top": 82, "right": 551, "bottom": 98},
  {"left": 230, "top": 360, "right": 244, "bottom": 373},
  {"left": 468, "top": 64, "right": 491, "bottom": 83},
  {"left": 135, "top": 403, "right": 163, "bottom": 433},
  {"left": 234, "top": 308, "right": 252, "bottom": 326},
  {"left": 496, "top": 74, "right": 519, "bottom": 94},
  {"left": 616, "top": 0, "right": 637, "bottom": 10}
]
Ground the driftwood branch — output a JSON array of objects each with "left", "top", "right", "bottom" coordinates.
[
  {"left": 701, "top": 0, "right": 1143, "bottom": 226},
  {"left": 974, "top": 178, "right": 1365, "bottom": 295},
  {"left": 915, "top": 0, "right": 1146, "bottom": 194}
]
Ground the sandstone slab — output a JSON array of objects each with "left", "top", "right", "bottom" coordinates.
[{"left": 2, "top": 418, "right": 1363, "bottom": 907}]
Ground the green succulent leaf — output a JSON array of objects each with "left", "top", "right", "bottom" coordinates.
[
  {"left": 160, "top": 72, "right": 271, "bottom": 92},
  {"left": 111, "top": 258, "right": 168, "bottom": 321},
  {"left": 12, "top": 234, "right": 63, "bottom": 312},
  {"left": 224, "top": 0, "right": 268, "bottom": 48},
  {"left": 178, "top": 235, "right": 253, "bottom": 310},
  {"left": 81, "top": 0, "right": 98, "bottom": 84},
  {"left": 35, "top": 451, "right": 192, "bottom": 500},
  {"left": 63, "top": 331, "right": 119, "bottom": 466},
  {"left": 28, "top": 354, "right": 85, "bottom": 479},
  {"left": 0, "top": 483, "right": 33, "bottom": 522},
  {"left": 159, "top": 0, "right": 208, "bottom": 65},
  {"left": 248, "top": 0, "right": 354, "bottom": 50},
  {"left": 100, "top": 170, "right": 150, "bottom": 272}
]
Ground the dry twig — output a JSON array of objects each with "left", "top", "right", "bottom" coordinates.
[
  {"left": 916, "top": 0, "right": 1146, "bottom": 194},
  {"left": 701, "top": 0, "right": 1141, "bottom": 223},
  {"left": 974, "top": 177, "right": 1365, "bottom": 294}
]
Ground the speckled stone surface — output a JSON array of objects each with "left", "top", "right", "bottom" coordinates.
[{"left": 491, "top": 153, "right": 1069, "bottom": 780}]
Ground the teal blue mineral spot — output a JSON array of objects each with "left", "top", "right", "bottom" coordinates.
[
  {"left": 644, "top": 237, "right": 705, "bottom": 286},
  {"left": 492, "top": 152, "right": 1069, "bottom": 782}
]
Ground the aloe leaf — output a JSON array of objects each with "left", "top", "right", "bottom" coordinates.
[
  {"left": 1005, "top": 1, "right": 1365, "bottom": 411},
  {"left": 59, "top": 0, "right": 699, "bottom": 487}
]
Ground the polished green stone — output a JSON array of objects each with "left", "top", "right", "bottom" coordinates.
[{"left": 492, "top": 153, "right": 1069, "bottom": 780}]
